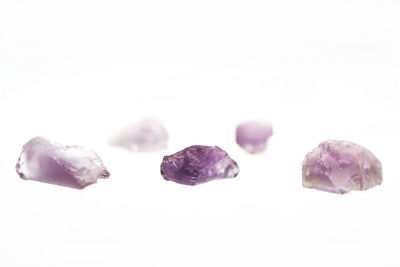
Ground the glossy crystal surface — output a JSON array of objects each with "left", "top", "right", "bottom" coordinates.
[
  {"left": 16, "top": 137, "right": 110, "bottom": 189},
  {"left": 161, "top": 145, "right": 239, "bottom": 185},
  {"left": 302, "top": 140, "right": 382, "bottom": 194}
]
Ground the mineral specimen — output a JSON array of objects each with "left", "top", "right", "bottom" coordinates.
[
  {"left": 160, "top": 145, "right": 239, "bottom": 185},
  {"left": 109, "top": 119, "right": 168, "bottom": 152},
  {"left": 302, "top": 140, "right": 382, "bottom": 194},
  {"left": 16, "top": 137, "right": 110, "bottom": 189},
  {"left": 236, "top": 121, "right": 273, "bottom": 153}
]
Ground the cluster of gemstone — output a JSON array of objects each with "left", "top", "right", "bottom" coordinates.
[{"left": 14, "top": 119, "right": 383, "bottom": 194}]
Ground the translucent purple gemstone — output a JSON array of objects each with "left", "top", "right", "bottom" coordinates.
[
  {"left": 16, "top": 137, "right": 110, "bottom": 189},
  {"left": 236, "top": 121, "right": 273, "bottom": 153},
  {"left": 109, "top": 119, "right": 168, "bottom": 152},
  {"left": 160, "top": 145, "right": 239, "bottom": 185},
  {"left": 302, "top": 140, "right": 382, "bottom": 194}
]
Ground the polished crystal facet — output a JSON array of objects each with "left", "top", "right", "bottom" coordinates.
[
  {"left": 16, "top": 137, "right": 110, "bottom": 189},
  {"left": 302, "top": 140, "right": 382, "bottom": 194},
  {"left": 160, "top": 145, "right": 239, "bottom": 185},
  {"left": 109, "top": 119, "right": 168, "bottom": 152},
  {"left": 236, "top": 121, "right": 273, "bottom": 153}
]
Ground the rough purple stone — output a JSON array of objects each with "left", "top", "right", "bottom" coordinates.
[
  {"left": 109, "top": 119, "right": 168, "bottom": 152},
  {"left": 16, "top": 137, "right": 110, "bottom": 189},
  {"left": 302, "top": 140, "right": 382, "bottom": 194},
  {"left": 236, "top": 121, "right": 273, "bottom": 153},
  {"left": 160, "top": 145, "right": 239, "bottom": 185}
]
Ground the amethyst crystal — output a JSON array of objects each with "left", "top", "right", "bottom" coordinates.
[
  {"left": 16, "top": 137, "right": 110, "bottom": 189},
  {"left": 302, "top": 140, "right": 382, "bottom": 194},
  {"left": 236, "top": 121, "right": 273, "bottom": 153},
  {"left": 160, "top": 145, "right": 239, "bottom": 185},
  {"left": 109, "top": 119, "right": 168, "bottom": 152}
]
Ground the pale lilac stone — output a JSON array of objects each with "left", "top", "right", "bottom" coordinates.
[
  {"left": 16, "top": 137, "right": 110, "bottom": 189},
  {"left": 109, "top": 119, "right": 168, "bottom": 152},
  {"left": 302, "top": 140, "right": 382, "bottom": 194},
  {"left": 160, "top": 145, "right": 239, "bottom": 185},
  {"left": 236, "top": 121, "right": 273, "bottom": 153}
]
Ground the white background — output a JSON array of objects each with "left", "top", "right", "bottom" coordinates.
[{"left": 0, "top": 0, "right": 399, "bottom": 266}]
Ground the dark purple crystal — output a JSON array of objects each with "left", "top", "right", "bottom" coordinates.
[{"left": 160, "top": 145, "right": 239, "bottom": 185}]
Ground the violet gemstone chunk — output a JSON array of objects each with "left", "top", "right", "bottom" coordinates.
[
  {"left": 16, "top": 137, "right": 110, "bottom": 189},
  {"left": 109, "top": 119, "right": 168, "bottom": 152},
  {"left": 160, "top": 145, "right": 239, "bottom": 185},
  {"left": 302, "top": 140, "right": 382, "bottom": 194},
  {"left": 236, "top": 121, "right": 273, "bottom": 153}
]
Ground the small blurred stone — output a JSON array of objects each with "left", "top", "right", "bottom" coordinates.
[
  {"left": 302, "top": 140, "right": 382, "bottom": 194},
  {"left": 109, "top": 119, "right": 168, "bottom": 152},
  {"left": 236, "top": 121, "right": 273, "bottom": 153},
  {"left": 161, "top": 145, "right": 239, "bottom": 185},
  {"left": 16, "top": 137, "right": 110, "bottom": 189}
]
